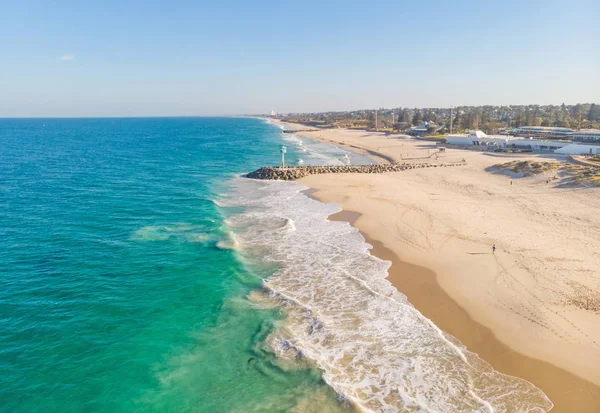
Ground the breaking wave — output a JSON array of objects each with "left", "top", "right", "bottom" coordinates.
[
  {"left": 216, "top": 230, "right": 240, "bottom": 250},
  {"left": 131, "top": 222, "right": 231, "bottom": 247},
  {"left": 218, "top": 177, "right": 553, "bottom": 413}
]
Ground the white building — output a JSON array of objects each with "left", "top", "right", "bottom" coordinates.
[
  {"left": 445, "top": 130, "right": 600, "bottom": 155},
  {"left": 445, "top": 130, "right": 516, "bottom": 146},
  {"left": 555, "top": 144, "right": 600, "bottom": 155},
  {"left": 509, "top": 139, "right": 568, "bottom": 152}
]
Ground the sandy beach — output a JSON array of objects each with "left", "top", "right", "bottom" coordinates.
[{"left": 276, "top": 121, "right": 600, "bottom": 412}]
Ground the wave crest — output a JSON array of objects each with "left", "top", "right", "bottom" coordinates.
[{"left": 222, "top": 177, "right": 553, "bottom": 413}]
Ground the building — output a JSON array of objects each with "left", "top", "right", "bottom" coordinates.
[
  {"left": 572, "top": 129, "right": 600, "bottom": 143},
  {"left": 509, "top": 139, "right": 600, "bottom": 155},
  {"left": 408, "top": 123, "right": 444, "bottom": 136},
  {"left": 444, "top": 130, "right": 517, "bottom": 146},
  {"left": 555, "top": 144, "right": 600, "bottom": 155},
  {"left": 510, "top": 126, "right": 573, "bottom": 139},
  {"left": 508, "top": 139, "right": 568, "bottom": 152},
  {"left": 445, "top": 130, "right": 600, "bottom": 154},
  {"left": 407, "top": 124, "right": 428, "bottom": 136}
]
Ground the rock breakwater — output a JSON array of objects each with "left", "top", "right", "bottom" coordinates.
[{"left": 246, "top": 162, "right": 465, "bottom": 180}]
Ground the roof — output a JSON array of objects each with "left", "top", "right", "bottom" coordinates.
[
  {"left": 511, "top": 139, "right": 567, "bottom": 147},
  {"left": 409, "top": 124, "right": 429, "bottom": 131},
  {"left": 513, "top": 126, "right": 573, "bottom": 132},
  {"left": 445, "top": 132, "right": 516, "bottom": 141},
  {"left": 555, "top": 143, "right": 600, "bottom": 153},
  {"left": 469, "top": 130, "right": 487, "bottom": 138}
]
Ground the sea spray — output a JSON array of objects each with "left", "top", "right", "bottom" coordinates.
[{"left": 221, "top": 176, "right": 553, "bottom": 413}]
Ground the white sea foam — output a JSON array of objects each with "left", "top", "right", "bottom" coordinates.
[
  {"left": 281, "top": 133, "right": 346, "bottom": 166},
  {"left": 211, "top": 199, "right": 227, "bottom": 208},
  {"left": 130, "top": 224, "right": 213, "bottom": 244},
  {"left": 283, "top": 134, "right": 304, "bottom": 145},
  {"left": 216, "top": 230, "right": 240, "bottom": 250},
  {"left": 221, "top": 177, "right": 553, "bottom": 413}
]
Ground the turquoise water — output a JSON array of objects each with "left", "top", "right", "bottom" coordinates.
[
  {"left": 0, "top": 117, "right": 553, "bottom": 413},
  {"left": 0, "top": 117, "right": 363, "bottom": 413}
]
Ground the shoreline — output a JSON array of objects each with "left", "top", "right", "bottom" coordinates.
[
  {"left": 313, "top": 204, "right": 600, "bottom": 413},
  {"left": 270, "top": 119, "right": 397, "bottom": 164},
  {"left": 293, "top": 124, "right": 600, "bottom": 411}
]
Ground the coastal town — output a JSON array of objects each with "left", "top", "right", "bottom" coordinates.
[
  {"left": 261, "top": 104, "right": 600, "bottom": 184},
  {"left": 264, "top": 105, "right": 600, "bottom": 164},
  {"left": 272, "top": 103, "right": 600, "bottom": 136}
]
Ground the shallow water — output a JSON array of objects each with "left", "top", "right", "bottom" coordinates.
[
  {"left": 0, "top": 117, "right": 364, "bottom": 412},
  {"left": 220, "top": 177, "right": 553, "bottom": 412},
  {"left": 0, "top": 117, "right": 550, "bottom": 412}
]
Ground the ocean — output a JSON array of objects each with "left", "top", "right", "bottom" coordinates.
[{"left": 0, "top": 117, "right": 551, "bottom": 412}]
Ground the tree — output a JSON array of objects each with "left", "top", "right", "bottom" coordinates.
[
  {"left": 557, "top": 116, "right": 570, "bottom": 128},
  {"left": 588, "top": 103, "right": 598, "bottom": 122},
  {"left": 514, "top": 108, "right": 525, "bottom": 127},
  {"left": 541, "top": 118, "right": 551, "bottom": 127},
  {"left": 484, "top": 121, "right": 500, "bottom": 135},
  {"left": 412, "top": 109, "right": 423, "bottom": 126},
  {"left": 426, "top": 125, "right": 438, "bottom": 135},
  {"left": 475, "top": 109, "right": 482, "bottom": 129},
  {"left": 460, "top": 111, "right": 470, "bottom": 130},
  {"left": 402, "top": 109, "right": 412, "bottom": 124},
  {"left": 525, "top": 107, "right": 533, "bottom": 126},
  {"left": 429, "top": 110, "right": 438, "bottom": 124},
  {"left": 574, "top": 104, "right": 583, "bottom": 130},
  {"left": 395, "top": 122, "right": 410, "bottom": 131},
  {"left": 467, "top": 111, "right": 481, "bottom": 129},
  {"left": 453, "top": 111, "right": 461, "bottom": 131},
  {"left": 423, "top": 110, "right": 431, "bottom": 122},
  {"left": 366, "top": 111, "right": 376, "bottom": 128}
]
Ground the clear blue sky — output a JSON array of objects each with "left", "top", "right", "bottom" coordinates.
[{"left": 1, "top": 0, "right": 598, "bottom": 117}]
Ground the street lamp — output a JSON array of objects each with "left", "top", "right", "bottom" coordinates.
[{"left": 280, "top": 145, "right": 287, "bottom": 168}]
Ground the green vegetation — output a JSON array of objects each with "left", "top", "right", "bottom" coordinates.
[
  {"left": 493, "top": 161, "right": 560, "bottom": 176},
  {"left": 563, "top": 164, "right": 600, "bottom": 185},
  {"left": 280, "top": 103, "right": 600, "bottom": 134},
  {"left": 493, "top": 161, "right": 600, "bottom": 186}
]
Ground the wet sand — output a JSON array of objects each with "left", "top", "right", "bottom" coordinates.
[
  {"left": 289, "top": 122, "right": 600, "bottom": 411},
  {"left": 324, "top": 208, "right": 600, "bottom": 413}
]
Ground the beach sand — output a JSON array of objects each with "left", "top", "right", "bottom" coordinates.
[{"left": 283, "top": 122, "right": 600, "bottom": 412}]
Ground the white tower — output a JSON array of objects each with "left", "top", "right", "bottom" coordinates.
[{"left": 280, "top": 145, "right": 287, "bottom": 168}]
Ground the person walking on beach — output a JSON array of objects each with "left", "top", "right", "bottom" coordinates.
[{"left": 492, "top": 244, "right": 496, "bottom": 253}]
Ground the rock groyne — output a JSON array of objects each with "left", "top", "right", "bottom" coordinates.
[
  {"left": 282, "top": 129, "right": 319, "bottom": 134},
  {"left": 246, "top": 162, "right": 464, "bottom": 181}
]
